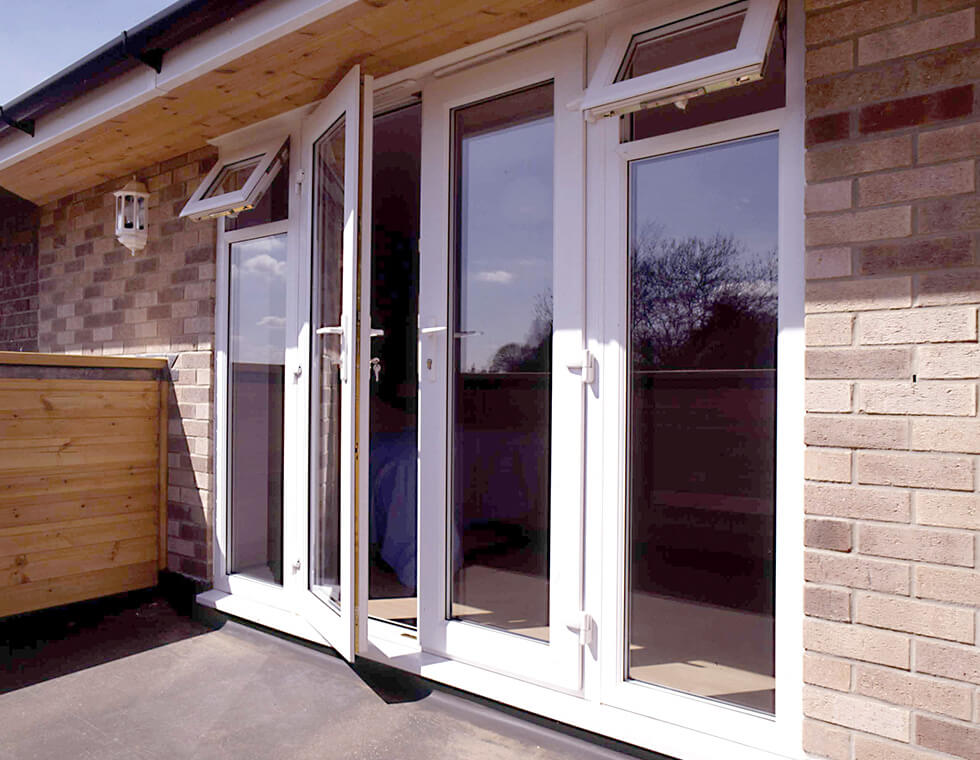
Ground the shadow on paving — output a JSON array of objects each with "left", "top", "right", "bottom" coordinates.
[
  {"left": 0, "top": 588, "right": 670, "bottom": 760},
  {"left": 0, "top": 585, "right": 214, "bottom": 694}
]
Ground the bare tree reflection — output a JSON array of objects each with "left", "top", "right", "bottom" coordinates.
[
  {"left": 631, "top": 223, "right": 777, "bottom": 371},
  {"left": 487, "top": 290, "right": 553, "bottom": 373}
]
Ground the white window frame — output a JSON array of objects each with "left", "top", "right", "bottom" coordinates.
[
  {"left": 180, "top": 135, "right": 289, "bottom": 221},
  {"left": 594, "top": 106, "right": 802, "bottom": 756},
  {"left": 580, "top": 0, "right": 780, "bottom": 121}
]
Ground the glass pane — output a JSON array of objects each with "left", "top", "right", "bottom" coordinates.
[
  {"left": 368, "top": 104, "right": 422, "bottom": 628},
  {"left": 205, "top": 155, "right": 262, "bottom": 198},
  {"left": 228, "top": 234, "right": 287, "bottom": 585},
  {"left": 627, "top": 134, "right": 778, "bottom": 713},
  {"left": 617, "top": 4, "right": 746, "bottom": 82},
  {"left": 311, "top": 116, "right": 346, "bottom": 607},
  {"left": 450, "top": 83, "right": 554, "bottom": 642},
  {"left": 627, "top": 5, "right": 785, "bottom": 142},
  {"left": 225, "top": 141, "right": 290, "bottom": 232}
]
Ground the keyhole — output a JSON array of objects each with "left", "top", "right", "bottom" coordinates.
[{"left": 426, "top": 358, "right": 433, "bottom": 370}]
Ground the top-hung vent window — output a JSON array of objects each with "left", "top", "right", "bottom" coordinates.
[
  {"left": 581, "top": 0, "right": 779, "bottom": 123},
  {"left": 181, "top": 135, "right": 288, "bottom": 222}
]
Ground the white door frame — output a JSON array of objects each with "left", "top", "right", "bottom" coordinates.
[
  {"left": 295, "top": 65, "right": 373, "bottom": 661},
  {"left": 416, "top": 32, "right": 588, "bottom": 692}
]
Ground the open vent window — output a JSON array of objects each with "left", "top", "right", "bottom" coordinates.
[
  {"left": 581, "top": 0, "right": 779, "bottom": 122},
  {"left": 181, "top": 136, "right": 289, "bottom": 222}
]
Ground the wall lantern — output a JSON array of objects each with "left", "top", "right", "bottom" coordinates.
[{"left": 113, "top": 177, "right": 149, "bottom": 255}]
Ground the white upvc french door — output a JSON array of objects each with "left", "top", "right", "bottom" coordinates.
[
  {"left": 416, "top": 33, "right": 588, "bottom": 691},
  {"left": 293, "top": 65, "right": 373, "bottom": 661}
]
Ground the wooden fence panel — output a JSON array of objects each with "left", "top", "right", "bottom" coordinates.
[{"left": 0, "top": 352, "right": 169, "bottom": 617}]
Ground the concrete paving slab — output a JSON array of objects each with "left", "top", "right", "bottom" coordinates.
[{"left": 0, "top": 593, "right": 665, "bottom": 760}]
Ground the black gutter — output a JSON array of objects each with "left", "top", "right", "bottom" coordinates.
[{"left": 0, "top": 0, "right": 268, "bottom": 140}]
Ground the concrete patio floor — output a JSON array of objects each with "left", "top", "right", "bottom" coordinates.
[{"left": 0, "top": 590, "right": 664, "bottom": 760}]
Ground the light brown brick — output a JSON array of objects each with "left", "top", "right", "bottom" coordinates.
[
  {"left": 859, "top": 236, "right": 975, "bottom": 275},
  {"left": 855, "top": 592, "right": 974, "bottom": 642},
  {"left": 806, "top": 40, "right": 855, "bottom": 80},
  {"left": 806, "top": 207, "right": 913, "bottom": 246},
  {"left": 858, "top": 307, "right": 977, "bottom": 344},
  {"left": 915, "top": 491, "right": 980, "bottom": 530},
  {"left": 807, "top": 482, "right": 913, "bottom": 521},
  {"left": 806, "top": 381, "right": 854, "bottom": 412},
  {"left": 854, "top": 734, "right": 950, "bottom": 760},
  {"left": 858, "top": 523, "right": 974, "bottom": 566},
  {"left": 857, "top": 382, "right": 977, "bottom": 417},
  {"left": 807, "top": 181, "right": 854, "bottom": 213},
  {"left": 806, "top": 585, "right": 853, "bottom": 622},
  {"left": 806, "top": 136, "right": 913, "bottom": 182},
  {"left": 806, "top": 248, "right": 852, "bottom": 279},
  {"left": 803, "top": 685, "right": 910, "bottom": 739},
  {"left": 807, "top": 0, "right": 913, "bottom": 46},
  {"left": 915, "top": 566, "right": 980, "bottom": 606},
  {"left": 806, "top": 551, "right": 911, "bottom": 594},
  {"left": 805, "top": 415, "right": 909, "bottom": 450},
  {"left": 804, "top": 720, "right": 851, "bottom": 760},
  {"left": 807, "top": 44, "right": 980, "bottom": 114},
  {"left": 807, "top": 347, "right": 910, "bottom": 378},
  {"left": 806, "top": 314, "right": 854, "bottom": 346},
  {"left": 858, "top": 8, "right": 976, "bottom": 65},
  {"left": 855, "top": 664, "right": 974, "bottom": 720},
  {"left": 858, "top": 161, "right": 975, "bottom": 206},
  {"left": 856, "top": 450, "right": 974, "bottom": 490},
  {"left": 916, "top": 715, "right": 980, "bottom": 760},
  {"left": 805, "top": 652, "right": 852, "bottom": 690},
  {"left": 920, "top": 195, "right": 980, "bottom": 235},
  {"left": 806, "top": 518, "right": 854, "bottom": 552},
  {"left": 916, "top": 639, "right": 980, "bottom": 685},
  {"left": 917, "top": 268, "right": 980, "bottom": 306},
  {"left": 806, "top": 448, "right": 853, "bottom": 482},
  {"left": 919, "top": 121, "right": 980, "bottom": 165},
  {"left": 806, "top": 276, "right": 912, "bottom": 313},
  {"left": 917, "top": 345, "right": 980, "bottom": 379}
]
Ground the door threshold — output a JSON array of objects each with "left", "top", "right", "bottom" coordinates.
[{"left": 194, "top": 590, "right": 674, "bottom": 760}]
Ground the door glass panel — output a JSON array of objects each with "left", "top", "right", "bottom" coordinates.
[
  {"left": 627, "top": 134, "right": 778, "bottom": 713},
  {"left": 228, "top": 234, "right": 287, "bottom": 585},
  {"left": 368, "top": 104, "right": 422, "bottom": 628},
  {"left": 450, "top": 83, "right": 554, "bottom": 642},
  {"left": 311, "top": 116, "right": 346, "bottom": 607}
]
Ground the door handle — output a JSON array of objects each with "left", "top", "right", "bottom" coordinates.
[
  {"left": 454, "top": 330, "right": 483, "bottom": 338},
  {"left": 316, "top": 319, "right": 347, "bottom": 382},
  {"left": 370, "top": 327, "right": 385, "bottom": 338},
  {"left": 420, "top": 325, "right": 447, "bottom": 335}
]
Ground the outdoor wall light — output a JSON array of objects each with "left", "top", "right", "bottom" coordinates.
[{"left": 113, "top": 177, "right": 149, "bottom": 255}]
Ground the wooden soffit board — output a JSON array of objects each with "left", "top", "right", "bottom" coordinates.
[{"left": 0, "top": 0, "right": 590, "bottom": 206}]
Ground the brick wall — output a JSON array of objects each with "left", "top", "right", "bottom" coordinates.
[
  {"left": 803, "top": 1, "right": 979, "bottom": 758},
  {"left": 36, "top": 147, "right": 219, "bottom": 580},
  {"left": 0, "top": 188, "right": 39, "bottom": 351}
]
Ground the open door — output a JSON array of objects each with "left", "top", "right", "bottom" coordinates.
[{"left": 296, "top": 66, "right": 372, "bottom": 661}]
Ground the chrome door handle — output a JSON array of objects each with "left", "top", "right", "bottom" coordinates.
[
  {"left": 420, "top": 325, "right": 447, "bottom": 335},
  {"left": 370, "top": 328, "right": 385, "bottom": 338}
]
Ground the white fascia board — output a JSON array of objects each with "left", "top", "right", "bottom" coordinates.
[{"left": 0, "top": 0, "right": 360, "bottom": 174}]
